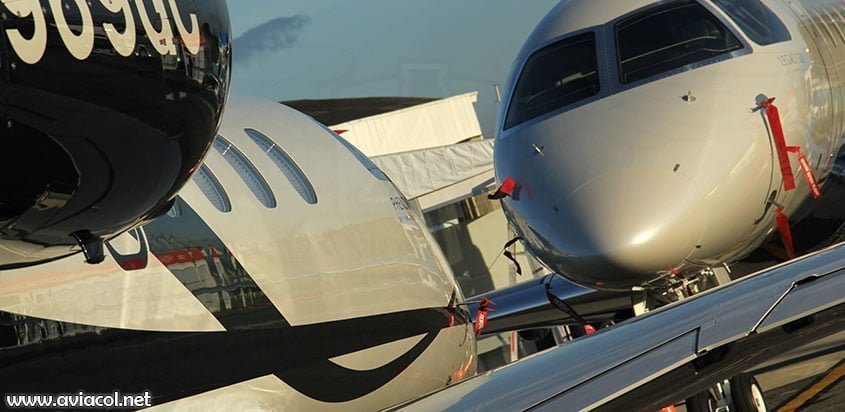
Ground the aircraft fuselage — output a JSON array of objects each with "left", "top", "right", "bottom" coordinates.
[{"left": 495, "top": 0, "right": 845, "bottom": 290}]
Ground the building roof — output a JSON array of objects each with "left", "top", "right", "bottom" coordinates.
[{"left": 282, "top": 96, "right": 438, "bottom": 126}]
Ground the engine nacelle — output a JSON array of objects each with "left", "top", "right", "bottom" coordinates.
[{"left": 0, "top": 0, "right": 231, "bottom": 267}]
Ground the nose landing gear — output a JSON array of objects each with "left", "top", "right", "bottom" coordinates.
[
  {"left": 685, "top": 374, "right": 767, "bottom": 412},
  {"left": 633, "top": 264, "right": 734, "bottom": 315}
]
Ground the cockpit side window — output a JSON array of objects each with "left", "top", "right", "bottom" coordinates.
[
  {"left": 504, "top": 32, "right": 599, "bottom": 130},
  {"left": 616, "top": 2, "right": 743, "bottom": 84},
  {"left": 711, "top": 0, "right": 791, "bottom": 45}
]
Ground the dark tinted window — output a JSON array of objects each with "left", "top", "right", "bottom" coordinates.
[
  {"left": 505, "top": 32, "right": 599, "bottom": 130},
  {"left": 617, "top": 2, "right": 742, "bottom": 84},
  {"left": 712, "top": 0, "right": 791, "bottom": 45}
]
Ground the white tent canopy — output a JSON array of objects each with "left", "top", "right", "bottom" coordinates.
[
  {"left": 331, "top": 92, "right": 483, "bottom": 157},
  {"left": 372, "top": 139, "right": 495, "bottom": 208}
]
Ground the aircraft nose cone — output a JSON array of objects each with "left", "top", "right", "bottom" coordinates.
[{"left": 534, "top": 169, "right": 708, "bottom": 288}]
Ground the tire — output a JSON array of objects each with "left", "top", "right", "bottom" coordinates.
[
  {"left": 731, "top": 373, "right": 767, "bottom": 412},
  {"left": 686, "top": 389, "right": 718, "bottom": 412}
]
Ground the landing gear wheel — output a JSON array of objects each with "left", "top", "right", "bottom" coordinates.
[
  {"left": 731, "top": 373, "right": 767, "bottom": 412},
  {"left": 685, "top": 389, "right": 718, "bottom": 412}
]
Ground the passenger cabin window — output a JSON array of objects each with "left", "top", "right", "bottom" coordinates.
[
  {"left": 193, "top": 164, "right": 232, "bottom": 213},
  {"left": 245, "top": 129, "right": 318, "bottom": 205},
  {"left": 213, "top": 136, "right": 277, "bottom": 209},
  {"left": 616, "top": 2, "right": 742, "bottom": 84},
  {"left": 504, "top": 32, "right": 599, "bottom": 130},
  {"left": 712, "top": 0, "right": 791, "bottom": 45}
]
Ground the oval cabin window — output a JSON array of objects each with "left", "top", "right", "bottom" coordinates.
[
  {"left": 213, "top": 135, "right": 277, "bottom": 209},
  {"left": 192, "top": 164, "right": 232, "bottom": 213},
  {"left": 245, "top": 129, "right": 318, "bottom": 205}
]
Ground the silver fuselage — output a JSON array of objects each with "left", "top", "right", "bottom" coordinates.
[{"left": 496, "top": 0, "right": 845, "bottom": 290}]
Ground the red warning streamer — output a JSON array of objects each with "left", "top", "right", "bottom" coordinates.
[
  {"left": 774, "top": 206, "right": 796, "bottom": 259},
  {"left": 488, "top": 177, "right": 517, "bottom": 200},
  {"left": 475, "top": 310, "right": 488, "bottom": 336},
  {"left": 761, "top": 98, "right": 796, "bottom": 191},
  {"left": 787, "top": 147, "right": 823, "bottom": 199},
  {"left": 762, "top": 98, "right": 823, "bottom": 198},
  {"left": 474, "top": 298, "right": 495, "bottom": 336}
]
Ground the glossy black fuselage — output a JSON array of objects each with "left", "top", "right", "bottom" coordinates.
[{"left": 0, "top": 0, "right": 231, "bottom": 268}]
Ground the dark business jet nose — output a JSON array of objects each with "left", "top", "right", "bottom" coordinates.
[{"left": 0, "top": 0, "right": 231, "bottom": 267}]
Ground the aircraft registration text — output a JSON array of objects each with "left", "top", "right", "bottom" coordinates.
[{"left": 1, "top": 0, "right": 200, "bottom": 64}]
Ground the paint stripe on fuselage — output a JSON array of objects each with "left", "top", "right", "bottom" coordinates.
[
  {"left": 143, "top": 197, "right": 288, "bottom": 330},
  {"left": 0, "top": 197, "right": 469, "bottom": 403},
  {"left": 0, "top": 307, "right": 461, "bottom": 404}
]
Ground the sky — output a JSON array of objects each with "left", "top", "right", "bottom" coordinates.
[{"left": 225, "top": 0, "right": 559, "bottom": 136}]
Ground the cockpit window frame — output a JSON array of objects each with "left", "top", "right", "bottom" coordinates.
[
  {"left": 612, "top": 0, "right": 751, "bottom": 87},
  {"left": 710, "top": 0, "right": 792, "bottom": 46},
  {"left": 498, "top": 0, "right": 753, "bottom": 137},
  {"left": 501, "top": 26, "right": 614, "bottom": 133}
]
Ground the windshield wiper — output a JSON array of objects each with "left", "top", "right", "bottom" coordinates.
[{"left": 523, "top": 71, "right": 596, "bottom": 105}]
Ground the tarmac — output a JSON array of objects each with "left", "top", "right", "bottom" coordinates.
[{"left": 754, "top": 331, "right": 845, "bottom": 411}]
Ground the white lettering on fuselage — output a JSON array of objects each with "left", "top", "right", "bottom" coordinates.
[
  {"left": 1, "top": 0, "right": 201, "bottom": 63},
  {"left": 101, "top": 0, "right": 138, "bottom": 57}
]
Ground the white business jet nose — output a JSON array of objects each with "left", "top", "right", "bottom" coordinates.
[
  {"left": 492, "top": 0, "right": 791, "bottom": 290},
  {"left": 526, "top": 168, "right": 708, "bottom": 289}
]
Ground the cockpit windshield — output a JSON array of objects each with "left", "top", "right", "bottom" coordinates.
[
  {"left": 616, "top": 2, "right": 743, "bottom": 84},
  {"left": 711, "top": 0, "right": 791, "bottom": 46},
  {"left": 504, "top": 32, "right": 600, "bottom": 130}
]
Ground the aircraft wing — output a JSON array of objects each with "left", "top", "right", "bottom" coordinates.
[
  {"left": 395, "top": 242, "right": 845, "bottom": 411},
  {"left": 467, "top": 274, "right": 633, "bottom": 336}
]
